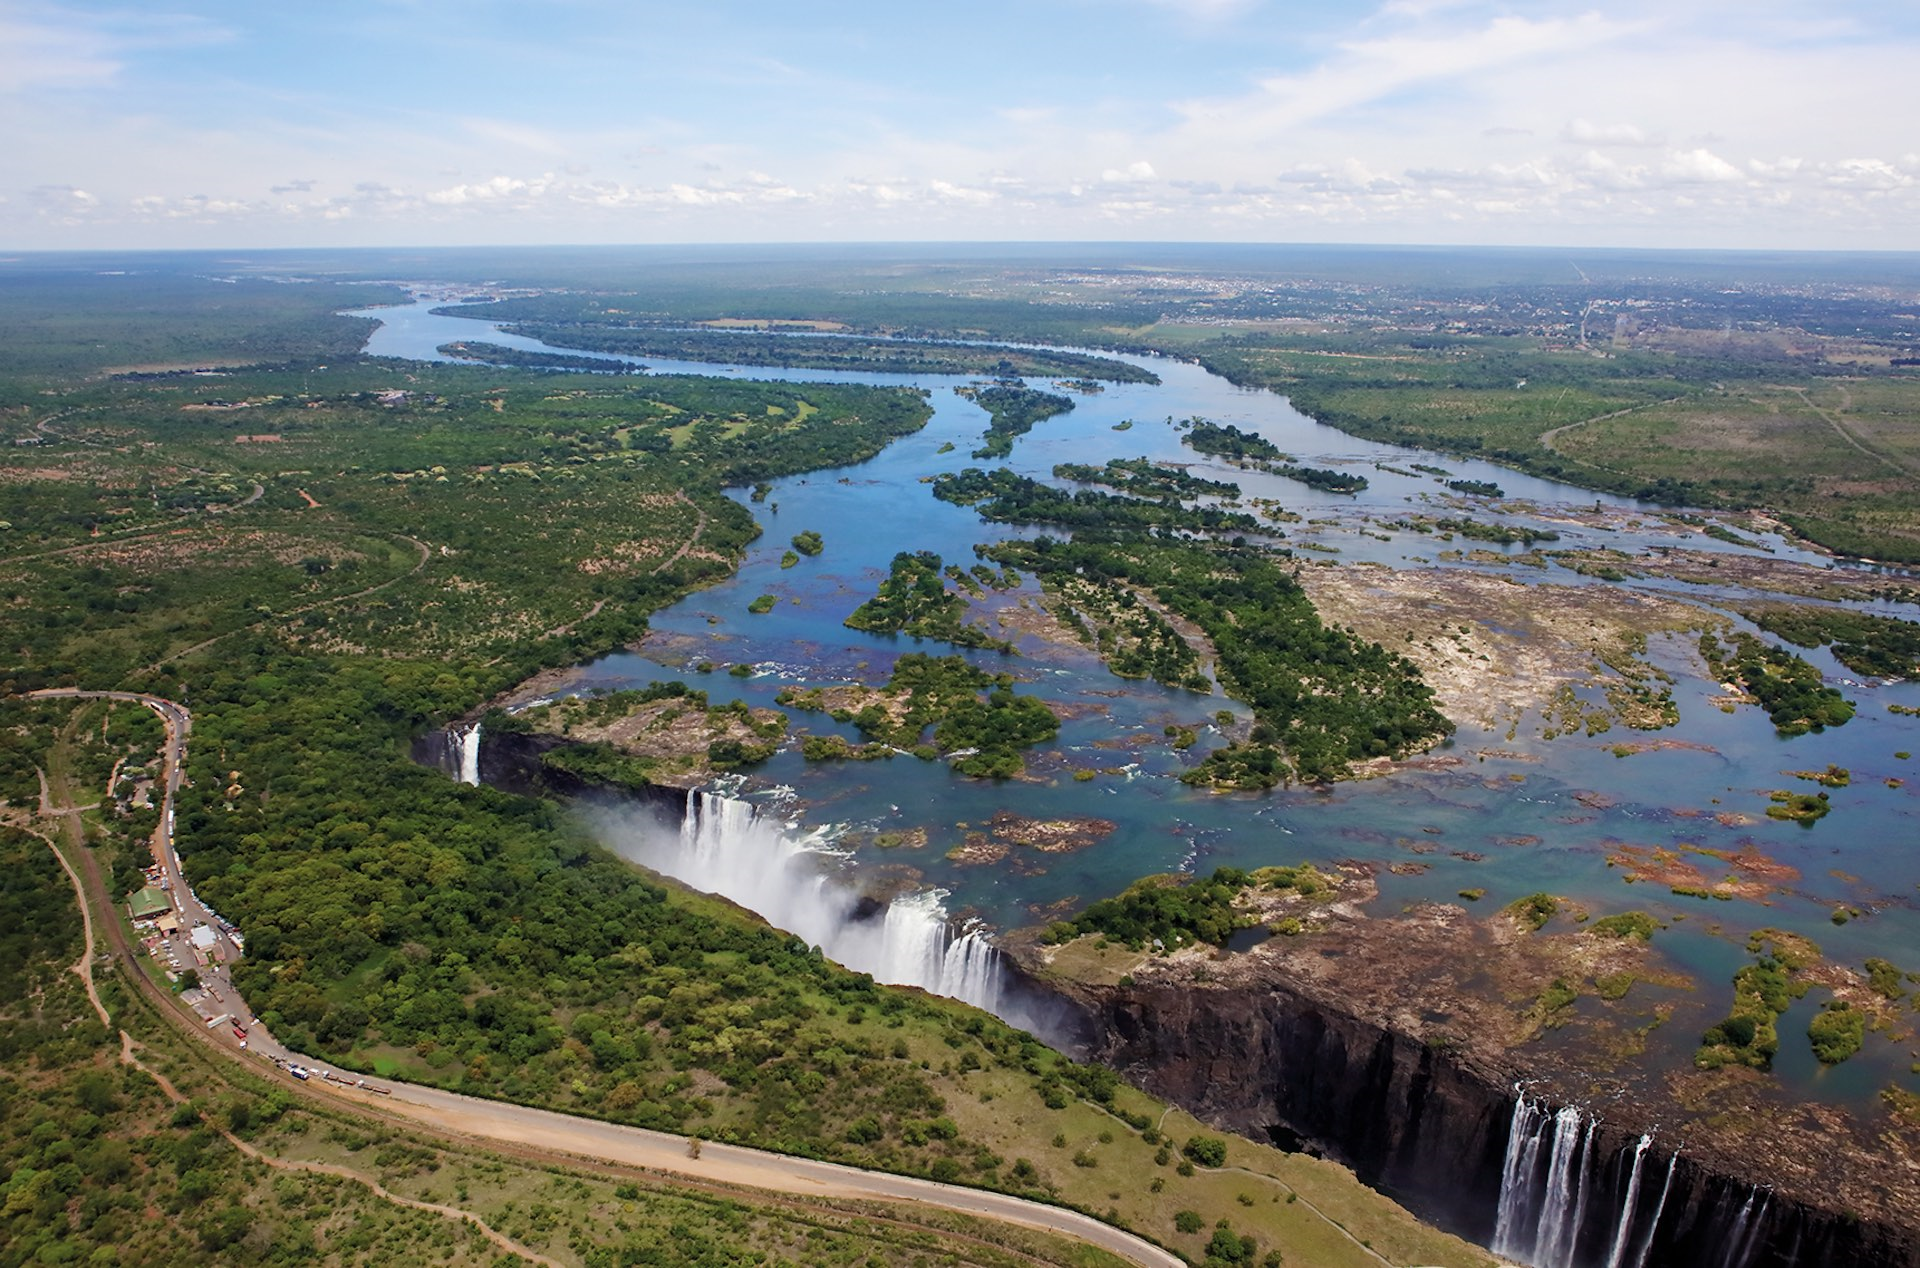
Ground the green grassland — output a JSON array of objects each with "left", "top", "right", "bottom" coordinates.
[
  {"left": 0, "top": 361, "right": 928, "bottom": 686},
  {"left": 0, "top": 263, "right": 400, "bottom": 384},
  {"left": 1176, "top": 331, "right": 1920, "bottom": 562}
]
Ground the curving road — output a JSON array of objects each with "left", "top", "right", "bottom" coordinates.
[{"left": 22, "top": 687, "right": 1180, "bottom": 1268}]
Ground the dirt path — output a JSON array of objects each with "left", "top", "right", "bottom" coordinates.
[
  {"left": 652, "top": 495, "right": 708, "bottom": 573},
  {"left": 208, "top": 482, "right": 266, "bottom": 514},
  {"left": 1786, "top": 383, "right": 1918, "bottom": 479},
  {"left": 546, "top": 597, "right": 607, "bottom": 638},
  {"left": 13, "top": 817, "right": 110, "bottom": 1027},
  {"left": 1537, "top": 396, "right": 1682, "bottom": 459},
  {"left": 148, "top": 533, "right": 431, "bottom": 669},
  {"left": 119, "top": 1034, "right": 561, "bottom": 1266}
]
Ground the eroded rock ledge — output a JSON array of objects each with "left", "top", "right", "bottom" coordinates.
[{"left": 1026, "top": 895, "right": 1920, "bottom": 1267}]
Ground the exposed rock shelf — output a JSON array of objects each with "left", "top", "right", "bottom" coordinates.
[{"left": 1034, "top": 902, "right": 1920, "bottom": 1268}]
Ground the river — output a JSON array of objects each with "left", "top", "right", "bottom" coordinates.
[{"left": 353, "top": 291, "right": 1920, "bottom": 1110}]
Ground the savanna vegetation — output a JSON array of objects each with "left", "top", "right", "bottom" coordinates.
[
  {"left": 844, "top": 550, "right": 1013, "bottom": 650},
  {"left": 986, "top": 537, "right": 1453, "bottom": 783},
  {"left": 933, "top": 467, "right": 1263, "bottom": 536},
  {"left": 962, "top": 385, "right": 1078, "bottom": 459}
]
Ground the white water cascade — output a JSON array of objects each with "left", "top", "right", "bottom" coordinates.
[
  {"left": 1717, "top": 1187, "right": 1771, "bottom": 1268},
  {"left": 599, "top": 791, "right": 1008, "bottom": 1016},
  {"left": 1603, "top": 1135, "right": 1653, "bottom": 1268},
  {"left": 1629, "top": 1152, "right": 1677, "bottom": 1268},
  {"left": 456, "top": 723, "right": 481, "bottom": 786},
  {"left": 1493, "top": 1095, "right": 1679, "bottom": 1268}
]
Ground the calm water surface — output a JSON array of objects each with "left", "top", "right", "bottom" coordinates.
[{"left": 355, "top": 294, "right": 1920, "bottom": 1106}]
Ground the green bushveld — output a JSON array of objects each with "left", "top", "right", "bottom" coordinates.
[
  {"left": 963, "top": 385, "right": 1079, "bottom": 459},
  {"left": 986, "top": 537, "right": 1452, "bottom": 784}
]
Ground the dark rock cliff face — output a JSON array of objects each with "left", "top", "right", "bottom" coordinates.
[
  {"left": 1070, "top": 979, "right": 1920, "bottom": 1268},
  {"left": 411, "top": 725, "right": 691, "bottom": 817}
]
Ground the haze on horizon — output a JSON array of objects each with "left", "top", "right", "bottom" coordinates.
[{"left": 4, "top": 0, "right": 1917, "bottom": 254}]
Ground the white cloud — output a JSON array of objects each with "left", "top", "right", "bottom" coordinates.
[
  {"left": 1661, "top": 148, "right": 1743, "bottom": 183},
  {"left": 1100, "top": 160, "right": 1156, "bottom": 182},
  {"left": 1176, "top": 12, "right": 1643, "bottom": 136},
  {"left": 1825, "top": 158, "right": 1911, "bottom": 190},
  {"left": 1563, "top": 118, "right": 1662, "bottom": 147},
  {"left": 425, "top": 174, "right": 553, "bottom": 206}
]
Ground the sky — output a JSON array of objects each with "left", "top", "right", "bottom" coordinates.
[{"left": 4, "top": 0, "right": 1918, "bottom": 251}]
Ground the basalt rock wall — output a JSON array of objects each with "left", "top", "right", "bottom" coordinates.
[{"left": 1069, "top": 978, "right": 1919, "bottom": 1268}]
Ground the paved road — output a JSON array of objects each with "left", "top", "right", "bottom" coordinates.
[
  {"left": 24, "top": 687, "right": 1182, "bottom": 1268},
  {"left": 307, "top": 1074, "right": 1180, "bottom": 1267}
]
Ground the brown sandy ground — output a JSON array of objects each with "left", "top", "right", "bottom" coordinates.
[{"left": 1293, "top": 563, "right": 1717, "bottom": 736}]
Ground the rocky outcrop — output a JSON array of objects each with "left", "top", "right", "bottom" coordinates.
[{"left": 1059, "top": 963, "right": 1920, "bottom": 1268}]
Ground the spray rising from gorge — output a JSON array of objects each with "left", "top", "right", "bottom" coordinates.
[{"left": 591, "top": 790, "right": 1017, "bottom": 1020}]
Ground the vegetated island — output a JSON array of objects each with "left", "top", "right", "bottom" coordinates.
[
  {"left": 488, "top": 323, "right": 1161, "bottom": 383},
  {"left": 985, "top": 536, "right": 1454, "bottom": 784},
  {"left": 959, "top": 384, "right": 1077, "bottom": 458},
  {"left": 844, "top": 549, "right": 1015, "bottom": 651},
  {"left": 779, "top": 653, "right": 1059, "bottom": 778},
  {"left": 437, "top": 340, "right": 643, "bottom": 373},
  {"left": 1180, "top": 418, "right": 1369, "bottom": 492}
]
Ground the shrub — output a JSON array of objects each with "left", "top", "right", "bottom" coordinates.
[
  {"left": 1809, "top": 1003, "right": 1865, "bottom": 1065},
  {"left": 1183, "top": 1135, "right": 1228, "bottom": 1167},
  {"left": 1507, "top": 892, "right": 1559, "bottom": 931}
]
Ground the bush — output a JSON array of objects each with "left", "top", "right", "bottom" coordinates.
[
  {"left": 1507, "top": 892, "right": 1559, "bottom": 931},
  {"left": 1183, "top": 1135, "right": 1228, "bottom": 1167},
  {"left": 1809, "top": 1003, "right": 1865, "bottom": 1065},
  {"left": 1589, "top": 911, "right": 1660, "bottom": 940},
  {"left": 1175, "top": 1210, "right": 1205, "bottom": 1234}
]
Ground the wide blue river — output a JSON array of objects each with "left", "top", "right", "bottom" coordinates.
[{"left": 353, "top": 292, "right": 1920, "bottom": 1108}]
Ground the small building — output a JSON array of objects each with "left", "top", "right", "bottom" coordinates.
[{"left": 128, "top": 887, "right": 171, "bottom": 922}]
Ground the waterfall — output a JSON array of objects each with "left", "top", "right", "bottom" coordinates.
[
  {"left": 600, "top": 790, "right": 1007, "bottom": 1015},
  {"left": 1603, "top": 1135, "right": 1652, "bottom": 1268},
  {"left": 1533, "top": 1108, "right": 1592, "bottom": 1267},
  {"left": 1493, "top": 1094, "right": 1662, "bottom": 1268},
  {"left": 1718, "top": 1188, "right": 1771, "bottom": 1268},
  {"left": 1493, "top": 1096, "right": 1551, "bottom": 1259},
  {"left": 1629, "top": 1152, "right": 1676, "bottom": 1268},
  {"left": 457, "top": 723, "right": 481, "bottom": 785}
]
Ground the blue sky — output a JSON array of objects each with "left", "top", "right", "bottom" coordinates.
[{"left": 4, "top": 0, "right": 1917, "bottom": 249}]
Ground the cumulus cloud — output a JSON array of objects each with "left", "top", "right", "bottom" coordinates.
[
  {"left": 1661, "top": 148, "right": 1743, "bottom": 183},
  {"left": 425, "top": 174, "right": 553, "bottom": 206},
  {"left": 1100, "top": 160, "right": 1156, "bottom": 182},
  {"left": 1825, "top": 158, "right": 1911, "bottom": 190}
]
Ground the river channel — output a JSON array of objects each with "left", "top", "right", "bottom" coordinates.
[{"left": 352, "top": 291, "right": 1920, "bottom": 1109}]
